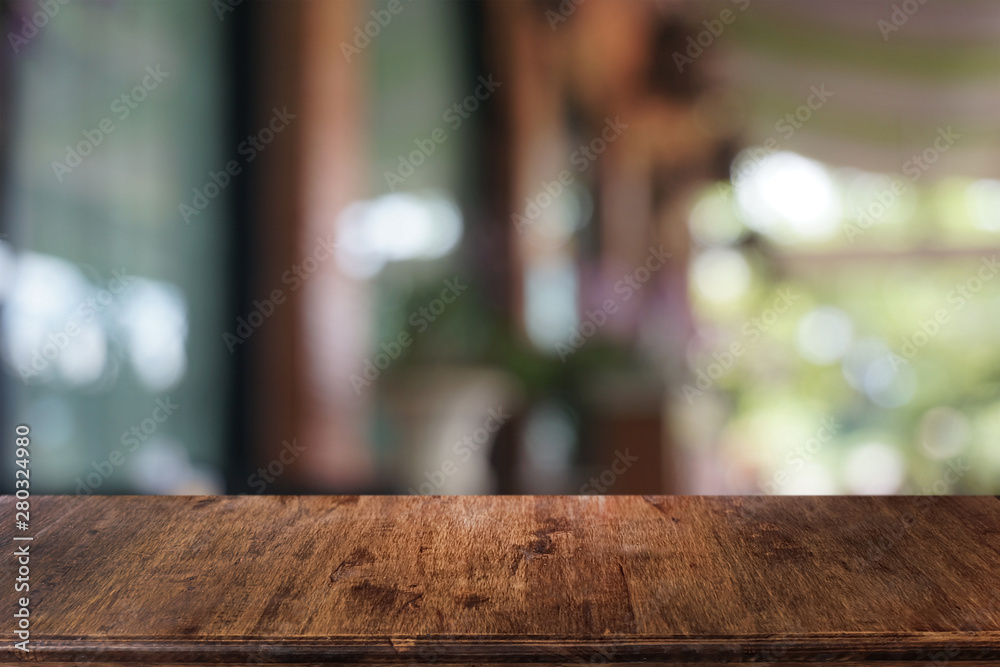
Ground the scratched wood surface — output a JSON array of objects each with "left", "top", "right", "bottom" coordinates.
[{"left": 1, "top": 495, "right": 999, "bottom": 665}]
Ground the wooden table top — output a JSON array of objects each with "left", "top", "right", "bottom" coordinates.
[{"left": 2, "top": 495, "right": 999, "bottom": 665}]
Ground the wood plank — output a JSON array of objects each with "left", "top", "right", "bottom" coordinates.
[{"left": 1, "top": 495, "right": 999, "bottom": 664}]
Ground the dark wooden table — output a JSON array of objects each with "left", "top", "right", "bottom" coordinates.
[{"left": 2, "top": 495, "right": 999, "bottom": 665}]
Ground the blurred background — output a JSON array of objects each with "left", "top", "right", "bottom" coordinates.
[{"left": 1, "top": 0, "right": 998, "bottom": 495}]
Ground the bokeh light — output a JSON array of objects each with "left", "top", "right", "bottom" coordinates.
[{"left": 734, "top": 151, "right": 842, "bottom": 244}]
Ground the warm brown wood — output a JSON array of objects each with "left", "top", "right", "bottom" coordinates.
[{"left": 2, "top": 496, "right": 999, "bottom": 665}]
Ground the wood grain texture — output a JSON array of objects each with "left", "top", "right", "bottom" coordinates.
[{"left": 1, "top": 495, "right": 999, "bottom": 664}]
